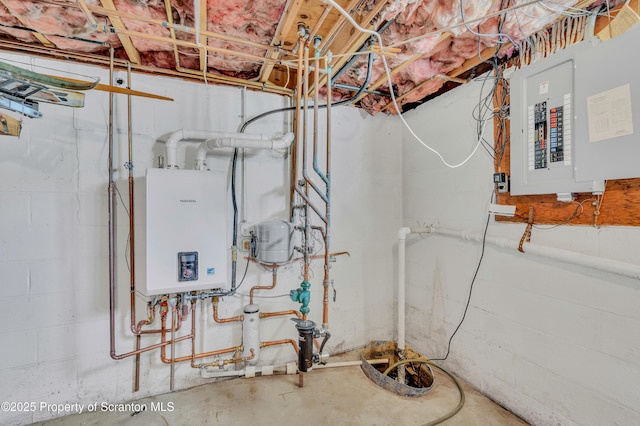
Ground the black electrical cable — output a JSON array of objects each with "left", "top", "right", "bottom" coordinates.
[{"left": 431, "top": 211, "right": 491, "bottom": 362}]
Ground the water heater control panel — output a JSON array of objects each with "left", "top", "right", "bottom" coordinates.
[{"left": 178, "top": 252, "right": 198, "bottom": 282}]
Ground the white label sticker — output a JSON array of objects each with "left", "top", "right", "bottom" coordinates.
[
  {"left": 539, "top": 81, "right": 549, "bottom": 95},
  {"left": 587, "top": 84, "right": 634, "bottom": 143}
]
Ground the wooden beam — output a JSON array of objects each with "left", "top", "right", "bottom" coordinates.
[
  {"left": 98, "top": 0, "right": 141, "bottom": 64},
  {"left": 311, "top": 0, "right": 389, "bottom": 92},
  {"left": 0, "top": 0, "right": 56, "bottom": 48},
  {"left": 258, "top": 0, "right": 305, "bottom": 84},
  {"left": 198, "top": 0, "right": 207, "bottom": 72},
  {"left": 356, "top": 33, "right": 451, "bottom": 105}
]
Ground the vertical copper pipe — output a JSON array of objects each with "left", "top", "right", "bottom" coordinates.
[
  {"left": 107, "top": 46, "right": 119, "bottom": 360},
  {"left": 249, "top": 266, "right": 278, "bottom": 304},
  {"left": 170, "top": 304, "right": 176, "bottom": 391},
  {"left": 291, "top": 31, "right": 304, "bottom": 221},
  {"left": 302, "top": 39, "right": 311, "bottom": 283},
  {"left": 190, "top": 301, "right": 196, "bottom": 366},
  {"left": 323, "top": 53, "right": 333, "bottom": 329},
  {"left": 134, "top": 335, "right": 141, "bottom": 391}
]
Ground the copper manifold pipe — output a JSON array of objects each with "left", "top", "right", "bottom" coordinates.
[
  {"left": 249, "top": 267, "right": 279, "bottom": 304},
  {"left": 195, "top": 349, "right": 255, "bottom": 369},
  {"left": 261, "top": 339, "right": 299, "bottom": 354},
  {"left": 212, "top": 297, "right": 243, "bottom": 323},
  {"left": 159, "top": 306, "right": 241, "bottom": 365}
]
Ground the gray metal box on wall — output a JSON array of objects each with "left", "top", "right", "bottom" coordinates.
[
  {"left": 510, "top": 41, "right": 603, "bottom": 195},
  {"left": 573, "top": 25, "right": 640, "bottom": 182}
]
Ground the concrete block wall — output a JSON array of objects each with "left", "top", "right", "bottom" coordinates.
[
  {"left": 401, "top": 77, "right": 640, "bottom": 425},
  {"left": 0, "top": 54, "right": 401, "bottom": 424}
]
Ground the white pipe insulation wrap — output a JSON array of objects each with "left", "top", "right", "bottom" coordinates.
[{"left": 164, "top": 129, "right": 294, "bottom": 169}]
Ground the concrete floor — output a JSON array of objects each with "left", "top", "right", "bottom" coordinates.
[{"left": 33, "top": 351, "right": 528, "bottom": 426}]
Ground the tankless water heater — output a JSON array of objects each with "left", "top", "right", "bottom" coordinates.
[{"left": 133, "top": 168, "right": 228, "bottom": 296}]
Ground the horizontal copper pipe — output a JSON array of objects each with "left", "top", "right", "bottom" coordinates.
[
  {"left": 261, "top": 339, "right": 299, "bottom": 354},
  {"left": 159, "top": 312, "right": 241, "bottom": 365},
  {"left": 194, "top": 348, "right": 255, "bottom": 369},
  {"left": 260, "top": 310, "right": 302, "bottom": 319},
  {"left": 110, "top": 334, "right": 192, "bottom": 360},
  {"left": 163, "top": 346, "right": 239, "bottom": 365}
]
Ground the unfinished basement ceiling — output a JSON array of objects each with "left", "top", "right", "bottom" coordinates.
[{"left": 0, "top": 0, "right": 615, "bottom": 114}]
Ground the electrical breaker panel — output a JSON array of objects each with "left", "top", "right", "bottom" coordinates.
[
  {"left": 510, "top": 26, "right": 640, "bottom": 195},
  {"left": 132, "top": 168, "right": 228, "bottom": 296},
  {"left": 510, "top": 52, "right": 599, "bottom": 196}
]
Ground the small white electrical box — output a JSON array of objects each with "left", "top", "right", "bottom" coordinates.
[{"left": 133, "top": 168, "right": 228, "bottom": 296}]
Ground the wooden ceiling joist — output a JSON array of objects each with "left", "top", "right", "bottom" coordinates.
[
  {"left": 258, "top": 0, "right": 305, "bottom": 84},
  {"left": 98, "top": 0, "right": 141, "bottom": 64}
]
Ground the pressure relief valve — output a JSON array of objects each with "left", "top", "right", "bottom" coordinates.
[{"left": 290, "top": 281, "right": 311, "bottom": 315}]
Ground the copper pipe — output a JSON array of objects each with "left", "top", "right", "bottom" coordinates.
[
  {"left": 127, "top": 61, "right": 137, "bottom": 336},
  {"left": 158, "top": 304, "right": 241, "bottom": 365},
  {"left": 302, "top": 38, "right": 311, "bottom": 283},
  {"left": 212, "top": 297, "right": 243, "bottom": 323},
  {"left": 134, "top": 334, "right": 141, "bottom": 392},
  {"left": 194, "top": 349, "right": 255, "bottom": 369},
  {"left": 249, "top": 266, "right": 278, "bottom": 304},
  {"left": 291, "top": 30, "right": 305, "bottom": 220},
  {"left": 324, "top": 53, "right": 333, "bottom": 329},
  {"left": 260, "top": 310, "right": 302, "bottom": 320},
  {"left": 261, "top": 339, "right": 299, "bottom": 354},
  {"left": 112, "top": 334, "right": 192, "bottom": 360},
  {"left": 134, "top": 300, "right": 154, "bottom": 392}
]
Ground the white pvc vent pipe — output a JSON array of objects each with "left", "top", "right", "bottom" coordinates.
[
  {"left": 163, "top": 129, "right": 294, "bottom": 169},
  {"left": 196, "top": 132, "right": 294, "bottom": 170},
  {"left": 426, "top": 226, "right": 640, "bottom": 280}
]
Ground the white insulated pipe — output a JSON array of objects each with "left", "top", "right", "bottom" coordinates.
[{"left": 163, "top": 129, "right": 294, "bottom": 169}]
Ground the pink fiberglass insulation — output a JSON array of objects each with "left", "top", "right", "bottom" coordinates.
[
  {"left": 113, "top": 0, "right": 178, "bottom": 53},
  {"left": 339, "top": 0, "right": 593, "bottom": 114},
  {"left": 205, "top": 0, "right": 287, "bottom": 76},
  {"left": 0, "top": 4, "right": 39, "bottom": 44},
  {"left": 0, "top": 0, "right": 119, "bottom": 52}
]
